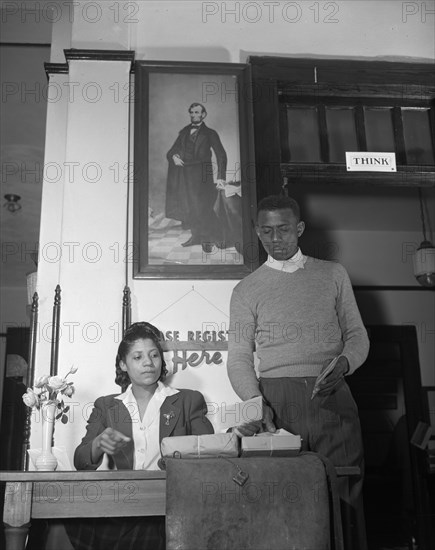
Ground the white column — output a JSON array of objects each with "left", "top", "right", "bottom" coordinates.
[{"left": 32, "top": 59, "right": 132, "bottom": 464}]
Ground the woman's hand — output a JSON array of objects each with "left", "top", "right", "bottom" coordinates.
[{"left": 91, "top": 428, "right": 131, "bottom": 462}]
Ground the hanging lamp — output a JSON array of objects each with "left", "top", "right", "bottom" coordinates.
[{"left": 3, "top": 194, "right": 22, "bottom": 213}]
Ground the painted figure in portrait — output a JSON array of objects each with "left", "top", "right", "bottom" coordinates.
[{"left": 165, "top": 102, "right": 227, "bottom": 254}]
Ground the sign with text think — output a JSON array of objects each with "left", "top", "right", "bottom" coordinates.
[{"left": 346, "top": 152, "right": 397, "bottom": 172}]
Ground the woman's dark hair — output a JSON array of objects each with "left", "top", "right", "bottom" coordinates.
[{"left": 115, "top": 322, "right": 168, "bottom": 392}]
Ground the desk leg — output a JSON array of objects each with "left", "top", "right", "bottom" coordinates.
[
  {"left": 3, "top": 524, "right": 31, "bottom": 550},
  {"left": 3, "top": 482, "right": 32, "bottom": 550}
]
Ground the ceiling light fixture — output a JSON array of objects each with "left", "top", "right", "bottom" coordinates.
[
  {"left": 413, "top": 188, "right": 435, "bottom": 288},
  {"left": 3, "top": 194, "right": 22, "bottom": 214}
]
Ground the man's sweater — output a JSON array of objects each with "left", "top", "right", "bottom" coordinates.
[{"left": 227, "top": 257, "right": 369, "bottom": 401}]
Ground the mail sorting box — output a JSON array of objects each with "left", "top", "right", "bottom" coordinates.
[{"left": 165, "top": 454, "right": 344, "bottom": 550}]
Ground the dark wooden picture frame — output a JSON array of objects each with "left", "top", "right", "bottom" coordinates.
[{"left": 133, "top": 61, "right": 258, "bottom": 279}]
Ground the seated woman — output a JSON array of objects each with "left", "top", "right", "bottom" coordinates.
[{"left": 66, "top": 321, "right": 214, "bottom": 550}]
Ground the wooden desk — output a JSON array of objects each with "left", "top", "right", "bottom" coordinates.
[
  {"left": 1, "top": 466, "right": 358, "bottom": 550},
  {"left": 0, "top": 471, "right": 166, "bottom": 550}
]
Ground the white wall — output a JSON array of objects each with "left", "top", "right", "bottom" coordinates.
[
  {"left": 68, "top": 0, "right": 435, "bottom": 63},
  {"left": 32, "top": 0, "right": 435, "bottom": 463}
]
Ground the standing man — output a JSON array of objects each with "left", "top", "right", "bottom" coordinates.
[
  {"left": 166, "top": 102, "right": 227, "bottom": 253},
  {"left": 227, "top": 194, "right": 369, "bottom": 550}
]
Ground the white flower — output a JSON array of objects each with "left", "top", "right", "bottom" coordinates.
[
  {"left": 22, "top": 389, "right": 39, "bottom": 408},
  {"left": 63, "top": 384, "right": 75, "bottom": 397},
  {"left": 34, "top": 375, "right": 50, "bottom": 388},
  {"left": 69, "top": 366, "right": 78, "bottom": 374},
  {"left": 22, "top": 368, "right": 77, "bottom": 424},
  {"left": 48, "top": 376, "right": 67, "bottom": 392}
]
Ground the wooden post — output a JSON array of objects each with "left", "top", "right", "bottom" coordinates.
[
  {"left": 122, "top": 285, "right": 131, "bottom": 336},
  {"left": 3, "top": 481, "right": 32, "bottom": 550},
  {"left": 50, "top": 285, "right": 61, "bottom": 377},
  {"left": 23, "top": 293, "right": 38, "bottom": 471}
]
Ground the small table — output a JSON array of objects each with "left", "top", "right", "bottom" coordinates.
[{"left": 0, "top": 470, "right": 166, "bottom": 550}]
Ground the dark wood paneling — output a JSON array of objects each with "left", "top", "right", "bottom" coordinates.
[
  {"left": 250, "top": 57, "right": 435, "bottom": 189},
  {"left": 347, "top": 325, "right": 433, "bottom": 549}
]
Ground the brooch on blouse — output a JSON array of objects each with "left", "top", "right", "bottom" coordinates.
[{"left": 163, "top": 411, "right": 175, "bottom": 426}]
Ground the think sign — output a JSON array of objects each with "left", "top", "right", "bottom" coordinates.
[{"left": 346, "top": 152, "right": 397, "bottom": 172}]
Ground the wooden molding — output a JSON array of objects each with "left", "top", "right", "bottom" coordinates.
[
  {"left": 45, "top": 50, "right": 135, "bottom": 78},
  {"left": 44, "top": 62, "right": 68, "bottom": 78},
  {"left": 64, "top": 49, "right": 135, "bottom": 69}
]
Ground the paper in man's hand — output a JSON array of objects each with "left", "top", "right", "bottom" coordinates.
[{"left": 311, "top": 356, "right": 340, "bottom": 399}]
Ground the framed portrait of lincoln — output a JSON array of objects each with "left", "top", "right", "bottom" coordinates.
[{"left": 133, "top": 60, "right": 258, "bottom": 279}]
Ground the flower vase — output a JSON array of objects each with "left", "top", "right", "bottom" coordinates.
[{"left": 35, "top": 402, "right": 58, "bottom": 471}]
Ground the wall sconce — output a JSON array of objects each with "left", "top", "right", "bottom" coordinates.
[
  {"left": 413, "top": 189, "right": 435, "bottom": 288},
  {"left": 3, "top": 194, "right": 22, "bottom": 214}
]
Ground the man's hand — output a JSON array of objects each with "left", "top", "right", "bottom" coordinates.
[
  {"left": 233, "top": 402, "right": 276, "bottom": 437},
  {"left": 315, "top": 356, "right": 349, "bottom": 396},
  {"left": 216, "top": 179, "right": 226, "bottom": 190},
  {"left": 262, "top": 403, "right": 276, "bottom": 433},
  {"left": 92, "top": 428, "right": 131, "bottom": 461},
  {"left": 172, "top": 154, "right": 184, "bottom": 167}
]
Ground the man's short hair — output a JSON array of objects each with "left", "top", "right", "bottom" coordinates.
[
  {"left": 188, "top": 102, "right": 207, "bottom": 115},
  {"left": 257, "top": 195, "right": 301, "bottom": 221}
]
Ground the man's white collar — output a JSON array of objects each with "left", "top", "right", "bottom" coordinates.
[{"left": 266, "top": 248, "right": 307, "bottom": 273}]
